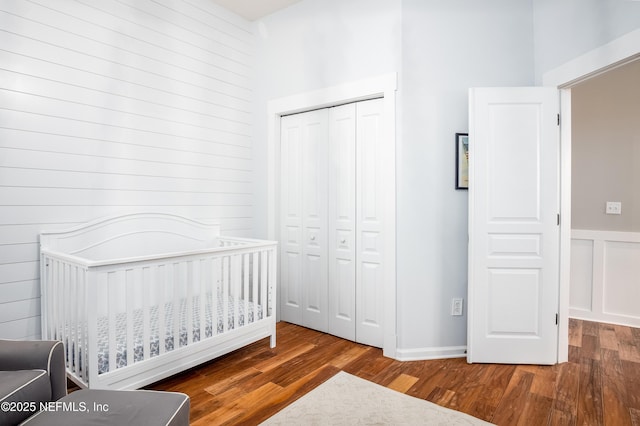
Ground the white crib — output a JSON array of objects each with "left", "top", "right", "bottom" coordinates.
[{"left": 40, "top": 213, "right": 277, "bottom": 391}]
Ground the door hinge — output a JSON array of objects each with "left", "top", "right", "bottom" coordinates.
[
  {"left": 555, "top": 313, "right": 559, "bottom": 325},
  {"left": 557, "top": 214, "right": 560, "bottom": 226},
  {"left": 557, "top": 114, "right": 560, "bottom": 126}
]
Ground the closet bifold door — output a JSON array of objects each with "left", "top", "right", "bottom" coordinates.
[
  {"left": 355, "top": 98, "right": 384, "bottom": 348},
  {"left": 280, "top": 109, "right": 329, "bottom": 332},
  {"left": 328, "top": 103, "right": 357, "bottom": 341}
]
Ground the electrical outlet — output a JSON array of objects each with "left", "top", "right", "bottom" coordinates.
[
  {"left": 606, "top": 201, "right": 622, "bottom": 215},
  {"left": 451, "top": 298, "right": 463, "bottom": 316}
]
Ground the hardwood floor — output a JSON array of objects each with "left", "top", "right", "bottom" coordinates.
[{"left": 144, "top": 319, "right": 640, "bottom": 425}]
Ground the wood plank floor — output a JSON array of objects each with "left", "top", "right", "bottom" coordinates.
[{"left": 143, "top": 319, "right": 640, "bottom": 425}]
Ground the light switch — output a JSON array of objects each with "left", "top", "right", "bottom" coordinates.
[{"left": 606, "top": 201, "right": 622, "bottom": 215}]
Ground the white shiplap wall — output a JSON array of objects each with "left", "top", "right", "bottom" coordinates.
[{"left": 0, "top": 0, "right": 255, "bottom": 339}]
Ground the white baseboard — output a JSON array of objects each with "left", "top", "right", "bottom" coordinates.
[
  {"left": 570, "top": 309, "right": 640, "bottom": 329},
  {"left": 395, "top": 345, "right": 467, "bottom": 362}
]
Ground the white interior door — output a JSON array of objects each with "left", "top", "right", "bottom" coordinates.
[
  {"left": 280, "top": 110, "right": 329, "bottom": 332},
  {"left": 468, "top": 87, "right": 560, "bottom": 364}
]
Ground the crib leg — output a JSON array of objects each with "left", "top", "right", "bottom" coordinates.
[{"left": 270, "top": 331, "right": 276, "bottom": 348}]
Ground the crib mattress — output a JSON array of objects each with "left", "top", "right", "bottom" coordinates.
[{"left": 68, "top": 295, "right": 263, "bottom": 375}]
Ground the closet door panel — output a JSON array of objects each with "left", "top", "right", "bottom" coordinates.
[
  {"left": 328, "top": 104, "right": 356, "bottom": 341},
  {"left": 303, "top": 253, "right": 324, "bottom": 312},
  {"left": 360, "top": 261, "right": 382, "bottom": 327},
  {"left": 355, "top": 99, "right": 384, "bottom": 348},
  {"left": 281, "top": 250, "right": 301, "bottom": 316},
  {"left": 300, "top": 109, "right": 329, "bottom": 332},
  {"left": 280, "top": 115, "right": 303, "bottom": 324}
]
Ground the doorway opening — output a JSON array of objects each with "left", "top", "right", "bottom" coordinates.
[{"left": 543, "top": 30, "right": 640, "bottom": 363}]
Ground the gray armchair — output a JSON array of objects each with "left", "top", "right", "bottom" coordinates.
[
  {"left": 0, "top": 340, "right": 191, "bottom": 425},
  {"left": 0, "top": 339, "right": 66, "bottom": 425}
]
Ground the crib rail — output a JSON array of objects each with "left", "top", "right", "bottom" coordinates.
[{"left": 41, "top": 237, "right": 277, "bottom": 389}]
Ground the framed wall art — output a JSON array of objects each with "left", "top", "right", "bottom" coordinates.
[{"left": 456, "top": 133, "right": 469, "bottom": 190}]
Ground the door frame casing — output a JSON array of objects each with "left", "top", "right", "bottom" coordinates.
[
  {"left": 544, "top": 29, "right": 640, "bottom": 363},
  {"left": 266, "top": 73, "right": 398, "bottom": 358}
]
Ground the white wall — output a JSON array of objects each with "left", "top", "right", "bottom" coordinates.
[
  {"left": 251, "top": 0, "right": 402, "bottom": 241},
  {"left": 398, "top": 0, "right": 534, "bottom": 354},
  {"left": 0, "top": 0, "right": 256, "bottom": 339},
  {"left": 252, "top": 0, "right": 402, "bottom": 101},
  {"left": 532, "top": 0, "right": 640, "bottom": 82}
]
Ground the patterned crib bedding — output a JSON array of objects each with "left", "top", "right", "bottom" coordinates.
[{"left": 68, "top": 294, "right": 263, "bottom": 375}]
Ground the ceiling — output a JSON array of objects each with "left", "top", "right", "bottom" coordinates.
[{"left": 210, "top": 0, "right": 302, "bottom": 21}]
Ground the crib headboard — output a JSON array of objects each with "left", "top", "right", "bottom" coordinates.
[{"left": 40, "top": 213, "right": 221, "bottom": 261}]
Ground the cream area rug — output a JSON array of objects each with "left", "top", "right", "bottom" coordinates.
[{"left": 261, "top": 371, "right": 494, "bottom": 425}]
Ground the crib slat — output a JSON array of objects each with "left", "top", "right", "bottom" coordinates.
[
  {"left": 51, "top": 260, "right": 57, "bottom": 341},
  {"left": 47, "top": 259, "right": 59, "bottom": 340},
  {"left": 243, "top": 254, "right": 250, "bottom": 325},
  {"left": 69, "top": 265, "right": 77, "bottom": 374},
  {"left": 172, "top": 263, "right": 180, "bottom": 351},
  {"left": 58, "top": 260, "right": 65, "bottom": 342},
  {"left": 53, "top": 260, "right": 61, "bottom": 342},
  {"left": 61, "top": 263, "right": 69, "bottom": 366},
  {"left": 77, "top": 268, "right": 85, "bottom": 382},
  {"left": 222, "top": 256, "right": 229, "bottom": 333},
  {"left": 212, "top": 258, "right": 221, "bottom": 336},
  {"left": 88, "top": 272, "right": 101, "bottom": 385},
  {"left": 260, "top": 251, "right": 268, "bottom": 314},
  {"left": 74, "top": 266, "right": 80, "bottom": 378},
  {"left": 186, "top": 261, "right": 194, "bottom": 346},
  {"left": 198, "top": 259, "right": 207, "bottom": 341},
  {"left": 52, "top": 259, "right": 58, "bottom": 341},
  {"left": 268, "top": 248, "right": 277, "bottom": 319},
  {"left": 48, "top": 258, "right": 55, "bottom": 340},
  {"left": 41, "top": 257, "right": 49, "bottom": 339},
  {"left": 68, "top": 265, "right": 75, "bottom": 374},
  {"left": 232, "top": 255, "right": 241, "bottom": 329},
  {"left": 252, "top": 252, "right": 259, "bottom": 320},
  {"left": 60, "top": 262, "right": 67, "bottom": 369},
  {"left": 158, "top": 265, "right": 166, "bottom": 356},
  {"left": 125, "top": 269, "right": 135, "bottom": 368},
  {"left": 73, "top": 266, "right": 80, "bottom": 376},
  {"left": 142, "top": 267, "right": 151, "bottom": 362},
  {"left": 40, "top": 256, "right": 47, "bottom": 339},
  {"left": 107, "top": 271, "right": 119, "bottom": 372},
  {"left": 46, "top": 259, "right": 54, "bottom": 341},
  {"left": 268, "top": 247, "right": 277, "bottom": 346}
]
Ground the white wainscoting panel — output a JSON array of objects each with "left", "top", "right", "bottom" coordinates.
[
  {"left": 603, "top": 242, "right": 640, "bottom": 318},
  {"left": 0, "top": 0, "right": 255, "bottom": 339},
  {"left": 569, "top": 239, "right": 593, "bottom": 311},
  {"left": 570, "top": 230, "right": 640, "bottom": 327}
]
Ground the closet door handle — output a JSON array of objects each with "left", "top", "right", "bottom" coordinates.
[
  {"left": 310, "top": 235, "right": 316, "bottom": 241},
  {"left": 340, "top": 239, "right": 346, "bottom": 244}
]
